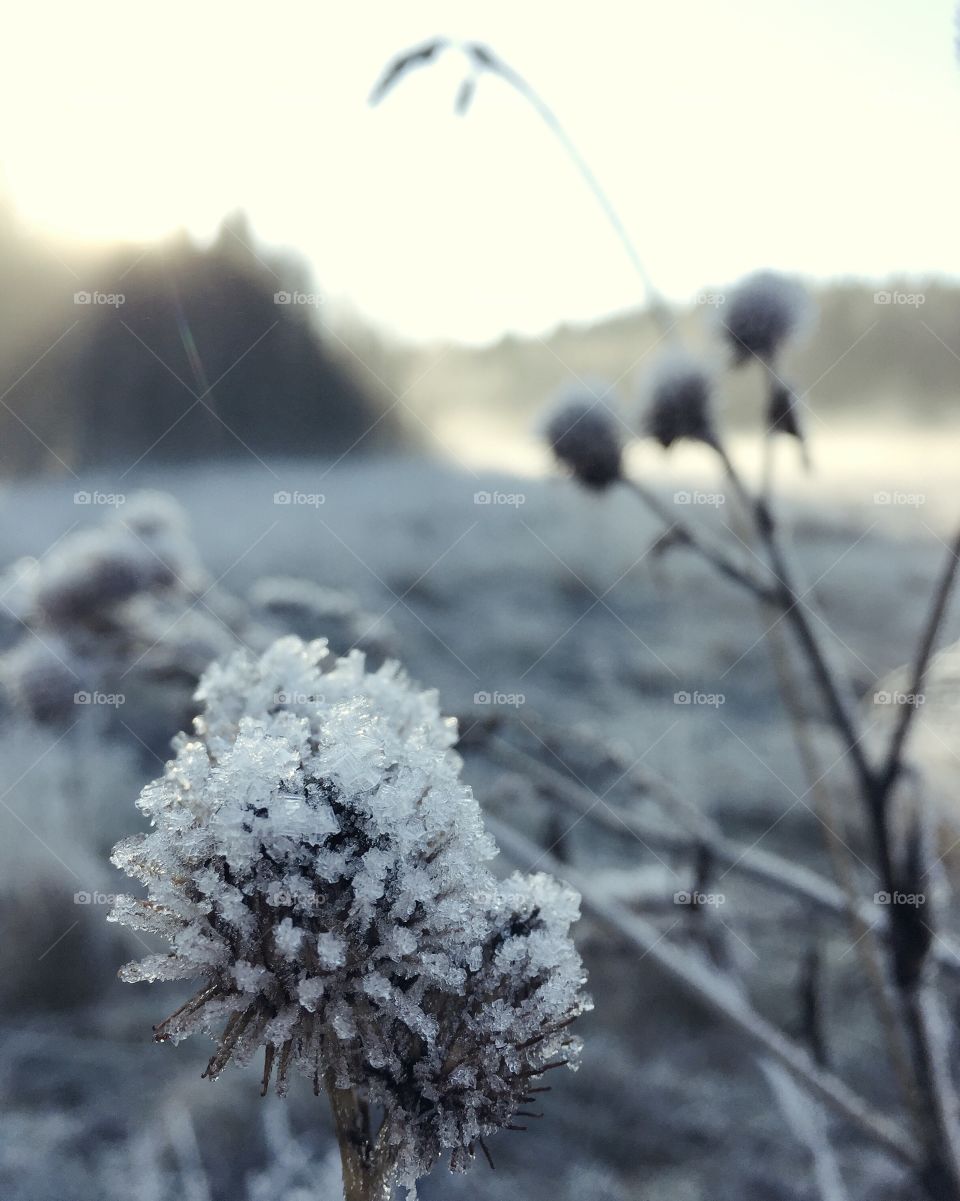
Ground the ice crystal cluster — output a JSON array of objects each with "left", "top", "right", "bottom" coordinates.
[
  {"left": 639, "top": 349, "right": 718, "bottom": 449},
  {"left": 543, "top": 386, "right": 623, "bottom": 490},
  {"left": 110, "top": 636, "right": 588, "bottom": 1187},
  {"left": 720, "top": 270, "right": 812, "bottom": 364}
]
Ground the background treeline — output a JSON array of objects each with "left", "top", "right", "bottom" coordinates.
[
  {"left": 388, "top": 280, "right": 960, "bottom": 435},
  {"left": 0, "top": 205, "right": 400, "bottom": 477},
  {"left": 2, "top": 198, "right": 958, "bottom": 478}
]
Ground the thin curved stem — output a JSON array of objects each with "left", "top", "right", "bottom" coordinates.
[
  {"left": 876, "top": 527, "right": 960, "bottom": 803},
  {"left": 620, "top": 475, "right": 776, "bottom": 602},
  {"left": 480, "top": 47, "right": 672, "bottom": 334}
]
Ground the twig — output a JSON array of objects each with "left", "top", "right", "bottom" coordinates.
[
  {"left": 718, "top": 443, "right": 919, "bottom": 1114},
  {"left": 759, "top": 1061, "right": 851, "bottom": 1201},
  {"left": 876, "top": 527, "right": 960, "bottom": 803},
  {"left": 371, "top": 39, "right": 672, "bottom": 332},
  {"left": 486, "top": 814, "right": 920, "bottom": 1167},
  {"left": 471, "top": 726, "right": 960, "bottom": 979},
  {"left": 620, "top": 476, "right": 776, "bottom": 602},
  {"left": 723, "top": 459, "right": 960, "bottom": 1195}
]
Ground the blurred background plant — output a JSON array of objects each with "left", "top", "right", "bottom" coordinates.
[{"left": 1, "top": 3, "right": 960, "bottom": 1200}]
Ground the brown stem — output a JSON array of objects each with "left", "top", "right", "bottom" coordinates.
[
  {"left": 486, "top": 814, "right": 919, "bottom": 1168},
  {"left": 476, "top": 726, "right": 960, "bottom": 980},
  {"left": 725, "top": 458, "right": 960, "bottom": 1197},
  {"left": 620, "top": 476, "right": 776, "bottom": 603},
  {"left": 876, "top": 527, "right": 960, "bottom": 803},
  {"left": 324, "top": 1072, "right": 396, "bottom": 1201},
  {"left": 719, "top": 447, "right": 919, "bottom": 1116}
]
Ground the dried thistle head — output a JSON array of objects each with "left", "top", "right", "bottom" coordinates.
[
  {"left": 110, "top": 637, "right": 589, "bottom": 1190},
  {"left": 639, "top": 349, "right": 719, "bottom": 449},
  {"left": 23, "top": 494, "right": 203, "bottom": 630},
  {"left": 0, "top": 637, "right": 81, "bottom": 724},
  {"left": 543, "top": 386, "right": 623, "bottom": 490},
  {"left": 34, "top": 537, "right": 168, "bottom": 627},
  {"left": 719, "top": 271, "right": 812, "bottom": 365}
]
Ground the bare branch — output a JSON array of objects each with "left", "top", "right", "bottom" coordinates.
[
  {"left": 621, "top": 476, "right": 777, "bottom": 602},
  {"left": 877, "top": 527, "right": 960, "bottom": 802},
  {"left": 487, "top": 815, "right": 920, "bottom": 1168},
  {"left": 475, "top": 730, "right": 960, "bottom": 981}
]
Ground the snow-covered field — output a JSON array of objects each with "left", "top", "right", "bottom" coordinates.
[{"left": 1, "top": 447, "right": 957, "bottom": 1200}]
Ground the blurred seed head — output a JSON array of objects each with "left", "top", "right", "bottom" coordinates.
[
  {"left": 765, "top": 380, "right": 810, "bottom": 464},
  {"left": 719, "top": 271, "right": 813, "bottom": 365},
  {"left": 35, "top": 538, "right": 164, "bottom": 627},
  {"left": 639, "top": 349, "right": 719, "bottom": 449},
  {"left": 1, "top": 638, "right": 80, "bottom": 725},
  {"left": 543, "top": 386, "right": 623, "bottom": 490}
]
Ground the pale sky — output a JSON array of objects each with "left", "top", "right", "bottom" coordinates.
[{"left": 2, "top": 1, "right": 958, "bottom": 343}]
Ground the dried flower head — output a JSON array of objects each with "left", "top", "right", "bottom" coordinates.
[
  {"left": 34, "top": 534, "right": 172, "bottom": 627},
  {"left": 0, "top": 637, "right": 81, "bottom": 724},
  {"left": 19, "top": 495, "right": 203, "bottom": 630},
  {"left": 719, "top": 271, "right": 812, "bottom": 365},
  {"left": 639, "top": 349, "right": 719, "bottom": 449},
  {"left": 543, "top": 386, "right": 623, "bottom": 490},
  {"left": 110, "top": 637, "right": 588, "bottom": 1191}
]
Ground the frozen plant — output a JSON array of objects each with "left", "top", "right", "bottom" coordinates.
[
  {"left": 110, "top": 636, "right": 589, "bottom": 1200},
  {"left": 718, "top": 270, "right": 812, "bottom": 366},
  {"left": 638, "top": 348, "right": 719, "bottom": 450},
  {"left": 542, "top": 385, "right": 623, "bottom": 490}
]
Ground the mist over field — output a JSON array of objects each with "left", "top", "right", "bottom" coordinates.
[{"left": 3, "top": 4, "right": 960, "bottom": 1200}]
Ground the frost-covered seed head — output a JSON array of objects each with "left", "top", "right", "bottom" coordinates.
[
  {"left": 20, "top": 495, "right": 205, "bottom": 631},
  {"left": 35, "top": 537, "right": 169, "bottom": 626},
  {"left": 0, "top": 637, "right": 80, "bottom": 724},
  {"left": 639, "top": 350, "right": 719, "bottom": 449},
  {"left": 719, "top": 271, "right": 812, "bottom": 365},
  {"left": 110, "top": 636, "right": 589, "bottom": 1190},
  {"left": 543, "top": 387, "right": 623, "bottom": 490}
]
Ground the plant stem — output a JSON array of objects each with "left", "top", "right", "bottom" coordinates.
[
  {"left": 620, "top": 476, "right": 776, "bottom": 602},
  {"left": 718, "top": 445, "right": 919, "bottom": 1116},
  {"left": 486, "top": 814, "right": 920, "bottom": 1168},
  {"left": 719, "top": 459, "right": 960, "bottom": 1196},
  {"left": 474, "top": 47, "right": 673, "bottom": 334},
  {"left": 325, "top": 1073, "right": 395, "bottom": 1201},
  {"left": 478, "top": 728, "right": 960, "bottom": 978},
  {"left": 876, "top": 527, "right": 960, "bottom": 804}
]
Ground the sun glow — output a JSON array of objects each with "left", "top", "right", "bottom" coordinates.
[{"left": 3, "top": 0, "right": 958, "bottom": 342}]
